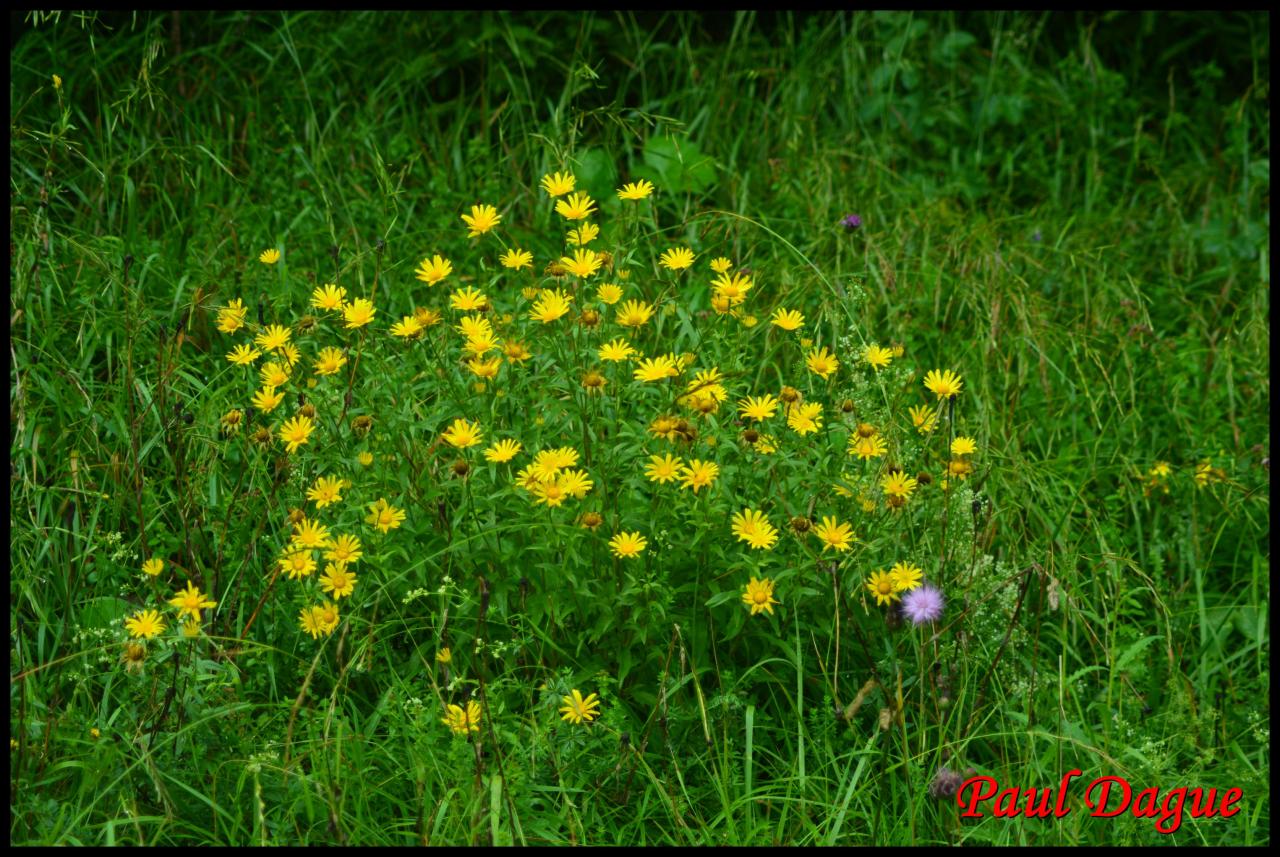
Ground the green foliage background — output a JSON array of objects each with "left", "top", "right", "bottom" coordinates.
[{"left": 9, "top": 10, "right": 1269, "bottom": 845}]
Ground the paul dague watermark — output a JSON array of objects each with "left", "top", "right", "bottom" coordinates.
[{"left": 956, "top": 770, "right": 1243, "bottom": 834}]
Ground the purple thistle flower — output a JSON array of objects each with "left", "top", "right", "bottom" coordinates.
[
  {"left": 901, "top": 584, "right": 944, "bottom": 625},
  {"left": 840, "top": 213, "right": 862, "bottom": 231}
]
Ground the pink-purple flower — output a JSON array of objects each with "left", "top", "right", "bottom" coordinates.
[
  {"left": 901, "top": 584, "right": 944, "bottom": 625},
  {"left": 840, "top": 213, "right": 862, "bottom": 230}
]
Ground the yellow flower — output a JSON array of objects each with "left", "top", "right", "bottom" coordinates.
[
  {"left": 226, "top": 343, "right": 261, "bottom": 366},
  {"left": 279, "top": 415, "right": 315, "bottom": 453},
  {"left": 278, "top": 549, "right": 317, "bottom": 581},
  {"left": 742, "top": 577, "right": 779, "bottom": 616},
  {"left": 848, "top": 433, "right": 887, "bottom": 461},
  {"left": 315, "top": 346, "right": 348, "bottom": 376},
  {"left": 259, "top": 248, "right": 280, "bottom": 264},
  {"left": 251, "top": 385, "right": 284, "bottom": 413},
  {"left": 319, "top": 563, "right": 357, "bottom": 599},
  {"left": 633, "top": 355, "right": 679, "bottom": 382},
  {"left": 679, "top": 459, "right": 719, "bottom": 493},
  {"left": 503, "top": 340, "right": 532, "bottom": 363},
  {"left": 737, "top": 394, "right": 778, "bottom": 421},
  {"left": 456, "top": 314, "right": 493, "bottom": 340},
  {"left": 609, "top": 531, "right": 647, "bottom": 558},
  {"left": 555, "top": 191, "right": 597, "bottom": 221},
  {"left": 142, "top": 557, "right": 164, "bottom": 577},
  {"left": 806, "top": 345, "right": 840, "bottom": 378},
  {"left": 617, "top": 180, "right": 655, "bottom": 201},
  {"left": 307, "top": 475, "right": 345, "bottom": 508},
  {"left": 124, "top": 609, "right": 166, "bottom": 639},
  {"left": 449, "top": 286, "right": 488, "bottom": 312},
  {"left": 436, "top": 647, "right": 453, "bottom": 665},
  {"left": 598, "top": 338, "right": 636, "bottom": 362},
  {"left": 863, "top": 344, "right": 894, "bottom": 370},
  {"left": 951, "top": 436, "right": 977, "bottom": 456},
  {"left": 812, "top": 515, "right": 854, "bottom": 551},
  {"left": 391, "top": 315, "right": 424, "bottom": 339},
  {"left": 484, "top": 439, "right": 523, "bottom": 463},
  {"left": 711, "top": 271, "right": 753, "bottom": 305},
  {"left": 731, "top": 508, "right": 779, "bottom": 551},
  {"left": 259, "top": 361, "right": 290, "bottom": 388},
  {"left": 560, "top": 248, "right": 603, "bottom": 279},
  {"left": 866, "top": 571, "right": 900, "bottom": 606},
  {"left": 659, "top": 247, "right": 695, "bottom": 271},
  {"left": 216, "top": 298, "right": 248, "bottom": 334},
  {"left": 342, "top": 298, "right": 376, "bottom": 329},
  {"left": 580, "top": 370, "right": 606, "bottom": 394},
  {"left": 442, "top": 418, "right": 483, "bottom": 449},
  {"left": 529, "top": 289, "right": 573, "bottom": 323},
  {"left": 568, "top": 222, "right": 600, "bottom": 246},
  {"left": 710, "top": 257, "right": 733, "bottom": 274},
  {"left": 311, "top": 283, "right": 346, "bottom": 311},
  {"left": 559, "top": 689, "right": 602, "bottom": 724},
  {"left": 786, "top": 402, "right": 823, "bottom": 435},
  {"left": 500, "top": 248, "right": 533, "bottom": 270},
  {"left": 52, "top": 74, "right": 63, "bottom": 90},
  {"left": 770, "top": 307, "right": 805, "bottom": 331},
  {"left": 908, "top": 405, "right": 937, "bottom": 434},
  {"left": 645, "top": 453, "right": 683, "bottom": 484},
  {"left": 254, "top": 324, "right": 292, "bottom": 353},
  {"left": 541, "top": 171, "right": 576, "bottom": 197},
  {"left": 881, "top": 470, "right": 919, "bottom": 502},
  {"left": 292, "top": 517, "right": 334, "bottom": 550},
  {"left": 890, "top": 561, "right": 923, "bottom": 592},
  {"left": 414, "top": 254, "right": 453, "bottom": 285},
  {"left": 324, "top": 534, "right": 363, "bottom": 565},
  {"left": 924, "top": 368, "right": 963, "bottom": 399},
  {"left": 299, "top": 604, "right": 338, "bottom": 639},
  {"left": 615, "top": 299, "right": 654, "bottom": 328},
  {"left": 461, "top": 203, "right": 501, "bottom": 237},
  {"left": 596, "top": 283, "right": 624, "bottom": 304},
  {"left": 364, "top": 498, "right": 406, "bottom": 534},
  {"left": 168, "top": 581, "right": 217, "bottom": 622},
  {"left": 441, "top": 700, "right": 482, "bottom": 736},
  {"left": 358, "top": 451, "right": 374, "bottom": 467}
]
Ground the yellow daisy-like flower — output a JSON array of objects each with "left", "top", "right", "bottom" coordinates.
[
  {"left": 924, "top": 368, "right": 963, "bottom": 399},
  {"left": 598, "top": 338, "right": 636, "bottom": 362},
  {"left": 216, "top": 298, "right": 248, "bottom": 334},
  {"left": 580, "top": 370, "right": 606, "bottom": 394},
  {"left": 254, "top": 324, "right": 292, "bottom": 353},
  {"left": 806, "top": 345, "right": 840, "bottom": 378},
  {"left": 357, "top": 451, "right": 374, "bottom": 467},
  {"left": 278, "top": 549, "right": 317, "bottom": 581},
  {"left": 596, "top": 283, "right": 624, "bottom": 304},
  {"left": 812, "top": 515, "right": 855, "bottom": 551},
  {"left": 615, "top": 299, "right": 654, "bottom": 328},
  {"left": 449, "top": 286, "right": 488, "bottom": 312},
  {"left": 259, "top": 361, "right": 290, "bottom": 388},
  {"left": 299, "top": 605, "right": 334, "bottom": 639},
  {"left": 559, "top": 689, "right": 602, "bottom": 724},
  {"left": 279, "top": 415, "right": 315, "bottom": 453},
  {"left": 364, "top": 498, "right": 406, "bottom": 534},
  {"left": 908, "top": 404, "right": 937, "bottom": 434},
  {"left": 560, "top": 248, "right": 603, "bottom": 279},
  {"left": 866, "top": 571, "right": 900, "bottom": 606},
  {"left": 848, "top": 433, "right": 888, "bottom": 461},
  {"left": 555, "top": 191, "right": 596, "bottom": 221},
  {"left": 951, "top": 436, "right": 978, "bottom": 456},
  {"left": 503, "top": 340, "right": 532, "bottom": 363},
  {"left": 616, "top": 180, "right": 655, "bottom": 200},
  {"left": 645, "top": 453, "right": 683, "bottom": 484},
  {"left": 463, "top": 330, "right": 501, "bottom": 357},
  {"left": 742, "top": 577, "right": 779, "bottom": 616},
  {"left": 441, "top": 418, "right": 483, "bottom": 449},
  {"left": 770, "top": 307, "right": 805, "bottom": 331},
  {"left": 279, "top": 342, "right": 301, "bottom": 368},
  {"left": 311, "top": 283, "right": 346, "bottom": 311},
  {"left": 124, "top": 609, "right": 166, "bottom": 639},
  {"left": 890, "top": 561, "right": 923, "bottom": 593},
  {"left": 259, "top": 248, "right": 280, "bottom": 265},
  {"left": 679, "top": 459, "right": 720, "bottom": 493},
  {"left": 323, "top": 534, "right": 363, "bottom": 566},
  {"left": 609, "top": 531, "right": 647, "bottom": 559},
  {"left": 168, "top": 581, "right": 217, "bottom": 623},
  {"left": 319, "top": 563, "right": 357, "bottom": 600},
  {"left": 227, "top": 343, "right": 262, "bottom": 366},
  {"left": 251, "top": 385, "right": 285, "bottom": 413},
  {"left": 541, "top": 171, "right": 576, "bottom": 197},
  {"left": 531, "top": 479, "right": 569, "bottom": 507},
  {"left": 659, "top": 247, "right": 695, "bottom": 271},
  {"left": 737, "top": 394, "right": 779, "bottom": 421},
  {"left": 436, "top": 647, "right": 452, "bottom": 665},
  {"left": 461, "top": 203, "right": 501, "bottom": 237},
  {"left": 441, "top": 700, "right": 482, "bottom": 737},
  {"left": 567, "top": 222, "right": 600, "bottom": 246},
  {"left": 530, "top": 289, "right": 573, "bottom": 323},
  {"left": 415, "top": 254, "right": 453, "bottom": 286},
  {"left": 391, "top": 315, "right": 424, "bottom": 339},
  {"left": 307, "top": 475, "right": 345, "bottom": 508},
  {"left": 500, "top": 248, "right": 533, "bottom": 270},
  {"left": 633, "top": 355, "right": 679, "bottom": 382},
  {"left": 142, "top": 557, "right": 165, "bottom": 577},
  {"left": 315, "top": 346, "right": 348, "bottom": 376},
  {"left": 863, "top": 344, "right": 894, "bottom": 370},
  {"left": 456, "top": 314, "right": 493, "bottom": 340},
  {"left": 731, "top": 508, "right": 779, "bottom": 551},
  {"left": 484, "top": 439, "right": 523, "bottom": 463},
  {"left": 711, "top": 271, "right": 753, "bottom": 305},
  {"left": 292, "top": 517, "right": 334, "bottom": 550},
  {"left": 710, "top": 257, "right": 733, "bottom": 274},
  {"left": 786, "top": 402, "right": 824, "bottom": 435},
  {"left": 342, "top": 298, "right": 376, "bottom": 329},
  {"left": 881, "top": 470, "right": 919, "bottom": 502}
]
